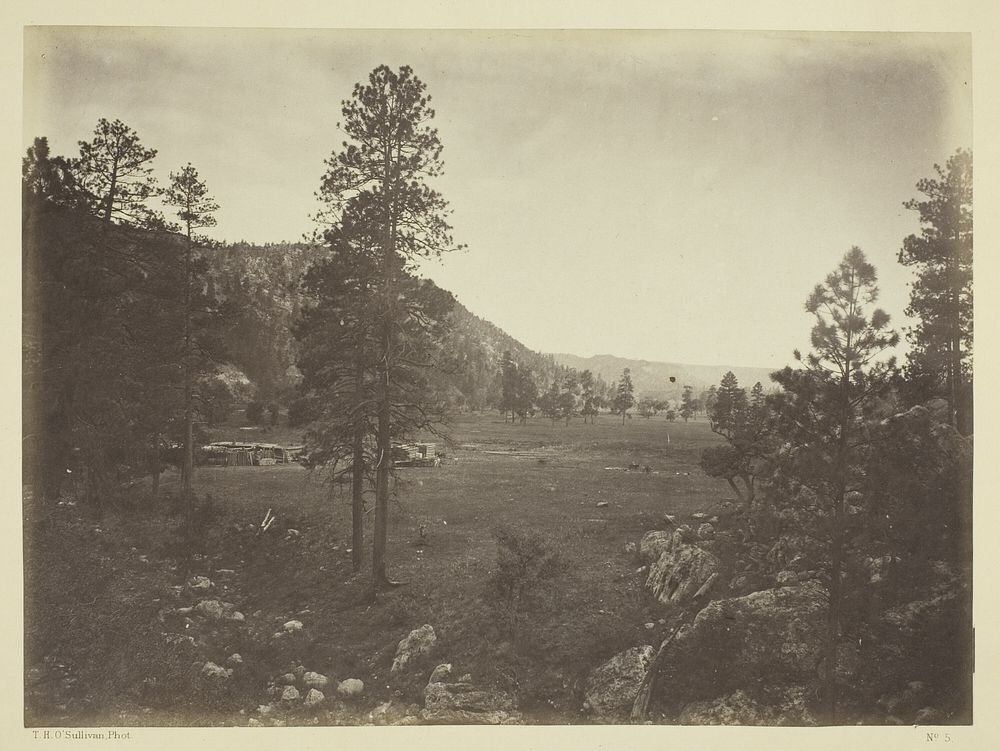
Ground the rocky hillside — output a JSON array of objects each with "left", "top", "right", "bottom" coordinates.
[{"left": 201, "top": 242, "right": 571, "bottom": 410}]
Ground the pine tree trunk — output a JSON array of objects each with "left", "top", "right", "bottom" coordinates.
[
  {"left": 182, "top": 226, "right": 195, "bottom": 526},
  {"left": 373, "top": 146, "right": 395, "bottom": 595},
  {"left": 824, "top": 509, "right": 844, "bottom": 723},
  {"left": 352, "top": 361, "right": 365, "bottom": 573}
]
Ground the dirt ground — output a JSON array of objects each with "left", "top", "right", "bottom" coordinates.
[{"left": 24, "top": 412, "right": 732, "bottom": 726}]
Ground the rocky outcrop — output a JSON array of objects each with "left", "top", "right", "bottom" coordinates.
[
  {"left": 678, "top": 687, "right": 817, "bottom": 726},
  {"left": 583, "top": 645, "right": 656, "bottom": 719},
  {"left": 653, "top": 582, "right": 828, "bottom": 720},
  {"left": 421, "top": 663, "right": 520, "bottom": 724},
  {"left": 646, "top": 543, "right": 720, "bottom": 605},
  {"left": 391, "top": 624, "right": 437, "bottom": 673},
  {"left": 640, "top": 525, "right": 720, "bottom": 605}
]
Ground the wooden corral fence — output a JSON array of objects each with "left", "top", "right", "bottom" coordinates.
[{"left": 202, "top": 442, "right": 305, "bottom": 467}]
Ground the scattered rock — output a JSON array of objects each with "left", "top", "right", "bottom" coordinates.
[
  {"left": 624, "top": 541, "right": 637, "bottom": 555},
  {"left": 216, "top": 569, "right": 236, "bottom": 577},
  {"left": 292, "top": 665, "right": 306, "bottom": 680},
  {"left": 303, "top": 688, "right": 325, "bottom": 708},
  {"left": 200, "top": 662, "right": 232, "bottom": 681},
  {"left": 279, "top": 673, "right": 297, "bottom": 685},
  {"left": 644, "top": 622, "right": 655, "bottom": 630},
  {"left": 247, "top": 717, "right": 263, "bottom": 727},
  {"left": 596, "top": 501, "right": 609, "bottom": 508},
  {"left": 583, "top": 645, "right": 655, "bottom": 719},
  {"left": 691, "top": 512, "right": 708, "bottom": 520},
  {"left": 663, "top": 514, "right": 677, "bottom": 525},
  {"left": 283, "top": 620, "right": 304, "bottom": 633},
  {"left": 337, "top": 678, "right": 365, "bottom": 697},
  {"left": 280, "top": 686, "right": 300, "bottom": 702},
  {"left": 457, "top": 673, "right": 472, "bottom": 683},
  {"left": 193, "top": 600, "right": 225, "bottom": 620},
  {"left": 303, "top": 671, "right": 329, "bottom": 689},
  {"left": 227, "top": 653, "right": 243, "bottom": 666},
  {"left": 697, "top": 523, "right": 715, "bottom": 540},
  {"left": 188, "top": 575, "right": 213, "bottom": 590},
  {"left": 229, "top": 611, "right": 245, "bottom": 622},
  {"left": 391, "top": 624, "right": 437, "bottom": 673}
]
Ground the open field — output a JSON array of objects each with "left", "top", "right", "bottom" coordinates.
[{"left": 25, "top": 413, "right": 733, "bottom": 725}]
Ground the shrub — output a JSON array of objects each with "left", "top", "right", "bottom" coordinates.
[{"left": 490, "top": 526, "right": 564, "bottom": 637}]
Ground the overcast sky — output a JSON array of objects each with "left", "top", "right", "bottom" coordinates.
[{"left": 23, "top": 28, "right": 971, "bottom": 368}]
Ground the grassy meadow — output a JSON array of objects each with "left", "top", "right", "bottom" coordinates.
[{"left": 26, "top": 412, "right": 732, "bottom": 725}]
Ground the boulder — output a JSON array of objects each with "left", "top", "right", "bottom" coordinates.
[
  {"left": 200, "top": 661, "right": 232, "bottom": 681},
  {"left": 187, "top": 575, "right": 213, "bottom": 590},
  {"left": 193, "top": 599, "right": 225, "bottom": 620},
  {"left": 645, "top": 541, "right": 720, "bottom": 605},
  {"left": 226, "top": 653, "right": 243, "bottom": 667},
  {"left": 279, "top": 673, "right": 297, "bottom": 685},
  {"left": 303, "top": 688, "right": 325, "bottom": 708},
  {"left": 697, "top": 523, "right": 715, "bottom": 540},
  {"left": 391, "top": 624, "right": 437, "bottom": 673},
  {"left": 280, "top": 686, "right": 300, "bottom": 702},
  {"left": 302, "top": 671, "right": 329, "bottom": 689},
  {"left": 624, "top": 541, "right": 638, "bottom": 555},
  {"left": 283, "top": 620, "right": 304, "bottom": 633},
  {"left": 657, "top": 582, "right": 826, "bottom": 708},
  {"left": 337, "top": 678, "right": 365, "bottom": 697},
  {"left": 424, "top": 681, "right": 514, "bottom": 714},
  {"left": 583, "top": 645, "right": 656, "bottom": 719},
  {"left": 639, "top": 531, "right": 674, "bottom": 563},
  {"left": 427, "top": 664, "right": 452, "bottom": 684}
]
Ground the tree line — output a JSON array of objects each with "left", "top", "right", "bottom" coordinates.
[{"left": 23, "top": 120, "right": 224, "bottom": 541}]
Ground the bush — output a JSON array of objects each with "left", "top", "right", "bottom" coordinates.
[{"left": 490, "top": 526, "right": 564, "bottom": 637}]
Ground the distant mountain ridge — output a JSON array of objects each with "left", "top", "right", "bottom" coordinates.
[{"left": 549, "top": 353, "right": 777, "bottom": 399}]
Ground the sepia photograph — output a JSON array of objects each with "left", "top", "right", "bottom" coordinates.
[{"left": 18, "top": 19, "right": 981, "bottom": 735}]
